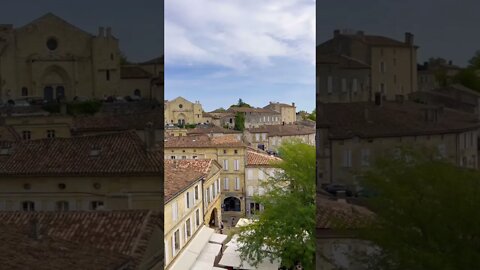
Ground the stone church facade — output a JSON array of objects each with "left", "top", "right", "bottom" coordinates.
[{"left": 0, "top": 13, "right": 159, "bottom": 103}]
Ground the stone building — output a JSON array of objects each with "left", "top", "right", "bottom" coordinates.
[
  {"left": 0, "top": 13, "right": 156, "bottom": 103},
  {"left": 0, "top": 210, "right": 163, "bottom": 270},
  {"left": 165, "top": 96, "right": 205, "bottom": 126},
  {"left": 245, "top": 149, "right": 281, "bottom": 217},
  {"left": 317, "top": 52, "right": 371, "bottom": 103},
  {"left": 318, "top": 100, "right": 480, "bottom": 190},
  {"left": 263, "top": 102, "right": 297, "bottom": 124},
  {"left": 164, "top": 159, "right": 226, "bottom": 269},
  {"left": 164, "top": 135, "right": 247, "bottom": 223},
  {"left": 227, "top": 107, "right": 281, "bottom": 128},
  {"left": 0, "top": 131, "right": 163, "bottom": 211},
  {"left": 245, "top": 124, "right": 316, "bottom": 152},
  {"left": 318, "top": 30, "right": 418, "bottom": 102},
  {"left": 417, "top": 60, "right": 462, "bottom": 92}
]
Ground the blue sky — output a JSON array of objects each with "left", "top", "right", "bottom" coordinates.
[
  {"left": 165, "top": 0, "right": 315, "bottom": 112},
  {"left": 1, "top": 0, "right": 163, "bottom": 63}
]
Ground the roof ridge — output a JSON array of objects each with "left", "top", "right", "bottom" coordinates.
[{"left": 129, "top": 211, "right": 152, "bottom": 256}]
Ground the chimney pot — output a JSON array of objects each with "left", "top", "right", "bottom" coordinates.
[
  {"left": 106, "top": 27, "right": 112, "bottom": 38},
  {"left": 405, "top": 32, "right": 414, "bottom": 45}
]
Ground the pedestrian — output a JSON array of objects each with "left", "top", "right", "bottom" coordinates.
[
  {"left": 220, "top": 221, "right": 224, "bottom": 234},
  {"left": 231, "top": 217, "right": 235, "bottom": 227}
]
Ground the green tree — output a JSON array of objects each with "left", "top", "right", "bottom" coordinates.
[
  {"left": 231, "top": 98, "right": 252, "bottom": 108},
  {"left": 236, "top": 140, "right": 316, "bottom": 269},
  {"left": 356, "top": 147, "right": 480, "bottom": 270},
  {"left": 234, "top": 112, "right": 245, "bottom": 131},
  {"left": 307, "top": 109, "right": 316, "bottom": 121},
  {"left": 119, "top": 51, "right": 130, "bottom": 65},
  {"left": 453, "top": 67, "right": 480, "bottom": 91},
  {"left": 468, "top": 50, "right": 480, "bottom": 69}
]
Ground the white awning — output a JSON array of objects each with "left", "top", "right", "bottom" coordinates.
[
  {"left": 219, "top": 237, "right": 281, "bottom": 269},
  {"left": 209, "top": 232, "right": 228, "bottom": 244},
  {"left": 168, "top": 226, "right": 215, "bottom": 270}
]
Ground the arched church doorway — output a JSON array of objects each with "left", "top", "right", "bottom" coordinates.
[{"left": 41, "top": 65, "right": 70, "bottom": 102}]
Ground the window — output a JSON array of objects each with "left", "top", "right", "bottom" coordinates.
[
  {"left": 327, "top": 76, "right": 333, "bottom": 93},
  {"left": 234, "top": 160, "right": 239, "bottom": 171},
  {"left": 235, "top": 177, "right": 240, "bottom": 190},
  {"left": 247, "top": 169, "right": 253, "bottom": 180},
  {"left": 205, "top": 188, "right": 210, "bottom": 203},
  {"left": 22, "top": 131, "right": 31, "bottom": 140},
  {"left": 185, "top": 192, "right": 191, "bottom": 209},
  {"left": 216, "top": 179, "right": 220, "bottom": 193},
  {"left": 342, "top": 149, "right": 352, "bottom": 167},
  {"left": 21, "top": 87, "right": 28, "bottom": 96},
  {"left": 106, "top": 70, "right": 110, "bottom": 81},
  {"left": 255, "top": 134, "right": 260, "bottom": 141},
  {"left": 361, "top": 149, "right": 370, "bottom": 166},
  {"left": 179, "top": 104, "right": 183, "bottom": 109},
  {"left": 56, "top": 201, "right": 69, "bottom": 211},
  {"left": 352, "top": 79, "right": 358, "bottom": 93},
  {"left": 182, "top": 156, "right": 187, "bottom": 159},
  {"left": 172, "top": 201, "right": 178, "bottom": 221},
  {"left": 247, "top": 186, "right": 254, "bottom": 196},
  {"left": 192, "top": 155, "right": 197, "bottom": 159},
  {"left": 47, "top": 130, "right": 56, "bottom": 138},
  {"left": 22, "top": 201, "right": 35, "bottom": 212},
  {"left": 380, "top": 61, "right": 385, "bottom": 73},
  {"left": 195, "top": 209, "right": 200, "bottom": 227},
  {"left": 224, "top": 178, "right": 229, "bottom": 190},
  {"left": 258, "top": 170, "right": 264, "bottom": 180},
  {"left": 223, "top": 197, "right": 241, "bottom": 211},
  {"left": 194, "top": 185, "right": 199, "bottom": 201},
  {"left": 262, "top": 134, "right": 267, "bottom": 140},
  {"left": 223, "top": 149, "right": 227, "bottom": 154},
  {"left": 210, "top": 185, "right": 214, "bottom": 201},
  {"left": 173, "top": 229, "right": 180, "bottom": 253},
  {"left": 380, "top": 83, "right": 385, "bottom": 94},
  {"left": 212, "top": 182, "right": 216, "bottom": 198},
  {"left": 186, "top": 219, "right": 192, "bottom": 238},
  {"left": 90, "top": 201, "right": 104, "bottom": 210},
  {"left": 46, "top": 37, "right": 58, "bottom": 51},
  {"left": 223, "top": 160, "right": 229, "bottom": 170},
  {"left": 341, "top": 78, "right": 347, "bottom": 92},
  {"left": 170, "top": 156, "right": 176, "bottom": 159}
]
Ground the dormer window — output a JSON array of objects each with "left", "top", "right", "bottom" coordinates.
[
  {"left": 90, "top": 146, "right": 101, "bottom": 157},
  {"left": 0, "top": 147, "right": 10, "bottom": 156}
]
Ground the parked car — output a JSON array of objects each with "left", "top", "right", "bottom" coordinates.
[
  {"left": 324, "top": 184, "right": 353, "bottom": 197},
  {"left": 13, "top": 99, "right": 30, "bottom": 107}
]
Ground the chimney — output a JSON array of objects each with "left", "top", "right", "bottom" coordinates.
[
  {"left": 106, "top": 27, "right": 112, "bottom": 38},
  {"left": 448, "top": 60, "right": 453, "bottom": 66},
  {"left": 374, "top": 92, "right": 382, "bottom": 106},
  {"left": 334, "top": 29, "right": 340, "bottom": 38},
  {"left": 144, "top": 122, "right": 156, "bottom": 150},
  {"left": 292, "top": 102, "right": 295, "bottom": 107},
  {"left": 30, "top": 218, "right": 42, "bottom": 240},
  {"left": 405, "top": 32, "right": 414, "bottom": 45},
  {"left": 98, "top": 27, "right": 104, "bottom": 37}
]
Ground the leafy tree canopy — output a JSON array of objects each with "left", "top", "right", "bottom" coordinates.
[
  {"left": 234, "top": 112, "right": 245, "bottom": 131},
  {"left": 230, "top": 98, "right": 252, "bottom": 108},
  {"left": 356, "top": 147, "right": 480, "bottom": 270},
  {"left": 236, "top": 140, "right": 316, "bottom": 269}
]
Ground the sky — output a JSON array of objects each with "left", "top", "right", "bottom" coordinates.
[
  {"left": 1, "top": 0, "right": 163, "bottom": 63},
  {"left": 165, "top": 0, "right": 316, "bottom": 112},
  {"left": 317, "top": 0, "right": 480, "bottom": 67}
]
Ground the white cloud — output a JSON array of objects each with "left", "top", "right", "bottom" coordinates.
[{"left": 165, "top": 0, "right": 315, "bottom": 69}]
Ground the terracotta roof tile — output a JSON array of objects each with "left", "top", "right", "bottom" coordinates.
[
  {"left": 319, "top": 101, "right": 480, "bottom": 139},
  {"left": 165, "top": 160, "right": 213, "bottom": 202},
  {"left": 164, "top": 134, "right": 246, "bottom": 148},
  {"left": 0, "top": 210, "right": 163, "bottom": 269},
  {"left": 317, "top": 195, "right": 373, "bottom": 229},
  {"left": 248, "top": 124, "right": 315, "bottom": 136},
  {"left": 246, "top": 150, "right": 281, "bottom": 167},
  {"left": 0, "top": 131, "right": 162, "bottom": 176},
  {"left": 0, "top": 225, "right": 131, "bottom": 270},
  {"left": 187, "top": 125, "right": 241, "bottom": 135}
]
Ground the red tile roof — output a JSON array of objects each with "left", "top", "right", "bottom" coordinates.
[
  {"left": 319, "top": 101, "right": 480, "bottom": 139},
  {"left": 164, "top": 134, "right": 246, "bottom": 148},
  {"left": 248, "top": 124, "right": 315, "bottom": 136},
  {"left": 0, "top": 131, "right": 162, "bottom": 176},
  {"left": 0, "top": 210, "right": 163, "bottom": 269},
  {"left": 165, "top": 159, "right": 212, "bottom": 202},
  {"left": 187, "top": 125, "right": 241, "bottom": 135},
  {"left": 317, "top": 195, "right": 373, "bottom": 229},
  {"left": 246, "top": 150, "right": 281, "bottom": 167},
  {"left": 0, "top": 224, "right": 131, "bottom": 270}
]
